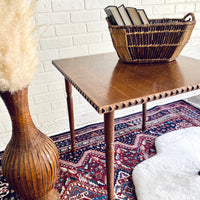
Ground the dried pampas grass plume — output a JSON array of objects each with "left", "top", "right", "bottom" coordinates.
[{"left": 0, "top": 0, "right": 38, "bottom": 93}]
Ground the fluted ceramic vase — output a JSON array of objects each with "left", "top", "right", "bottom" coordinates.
[{"left": 0, "top": 87, "right": 60, "bottom": 200}]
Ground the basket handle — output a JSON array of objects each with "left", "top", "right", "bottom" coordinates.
[{"left": 183, "top": 13, "right": 195, "bottom": 22}]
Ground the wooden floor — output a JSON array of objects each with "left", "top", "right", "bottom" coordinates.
[{"left": 186, "top": 94, "right": 200, "bottom": 108}]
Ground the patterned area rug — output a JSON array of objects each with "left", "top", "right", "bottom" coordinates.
[{"left": 1, "top": 100, "right": 200, "bottom": 199}]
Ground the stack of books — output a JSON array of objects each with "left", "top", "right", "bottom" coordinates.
[{"left": 104, "top": 5, "right": 149, "bottom": 26}]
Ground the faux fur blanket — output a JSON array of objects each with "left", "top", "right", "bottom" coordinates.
[
  {"left": 0, "top": 0, "right": 38, "bottom": 93},
  {"left": 132, "top": 127, "right": 200, "bottom": 200}
]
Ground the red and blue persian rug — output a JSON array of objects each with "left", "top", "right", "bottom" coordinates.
[{"left": 1, "top": 100, "right": 200, "bottom": 200}]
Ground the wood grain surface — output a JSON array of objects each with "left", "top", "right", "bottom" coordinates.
[{"left": 53, "top": 52, "right": 200, "bottom": 114}]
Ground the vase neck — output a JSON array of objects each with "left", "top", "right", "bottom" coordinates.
[{"left": 0, "top": 87, "right": 34, "bottom": 131}]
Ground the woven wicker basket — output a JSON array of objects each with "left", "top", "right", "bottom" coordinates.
[{"left": 106, "top": 13, "right": 196, "bottom": 63}]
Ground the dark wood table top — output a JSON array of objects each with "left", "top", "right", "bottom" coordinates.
[{"left": 52, "top": 52, "right": 200, "bottom": 114}]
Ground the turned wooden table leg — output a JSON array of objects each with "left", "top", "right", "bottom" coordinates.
[
  {"left": 65, "top": 79, "right": 76, "bottom": 152},
  {"left": 104, "top": 112, "right": 115, "bottom": 200},
  {"left": 142, "top": 102, "right": 147, "bottom": 131}
]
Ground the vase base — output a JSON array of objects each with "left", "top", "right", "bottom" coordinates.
[{"left": 36, "top": 189, "right": 60, "bottom": 200}]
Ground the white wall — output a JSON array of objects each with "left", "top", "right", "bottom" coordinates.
[{"left": 0, "top": 0, "right": 200, "bottom": 151}]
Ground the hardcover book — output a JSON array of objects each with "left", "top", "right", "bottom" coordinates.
[
  {"left": 137, "top": 9, "right": 149, "bottom": 24},
  {"left": 126, "top": 7, "right": 143, "bottom": 25},
  {"left": 118, "top": 4, "right": 133, "bottom": 25},
  {"left": 104, "top": 6, "right": 125, "bottom": 26}
]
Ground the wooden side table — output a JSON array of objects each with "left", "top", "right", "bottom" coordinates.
[{"left": 53, "top": 52, "right": 200, "bottom": 200}]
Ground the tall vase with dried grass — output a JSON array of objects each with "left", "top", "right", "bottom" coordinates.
[{"left": 0, "top": 0, "right": 59, "bottom": 199}]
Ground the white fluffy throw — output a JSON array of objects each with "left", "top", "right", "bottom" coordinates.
[
  {"left": 0, "top": 0, "right": 38, "bottom": 93},
  {"left": 132, "top": 127, "right": 200, "bottom": 200}
]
